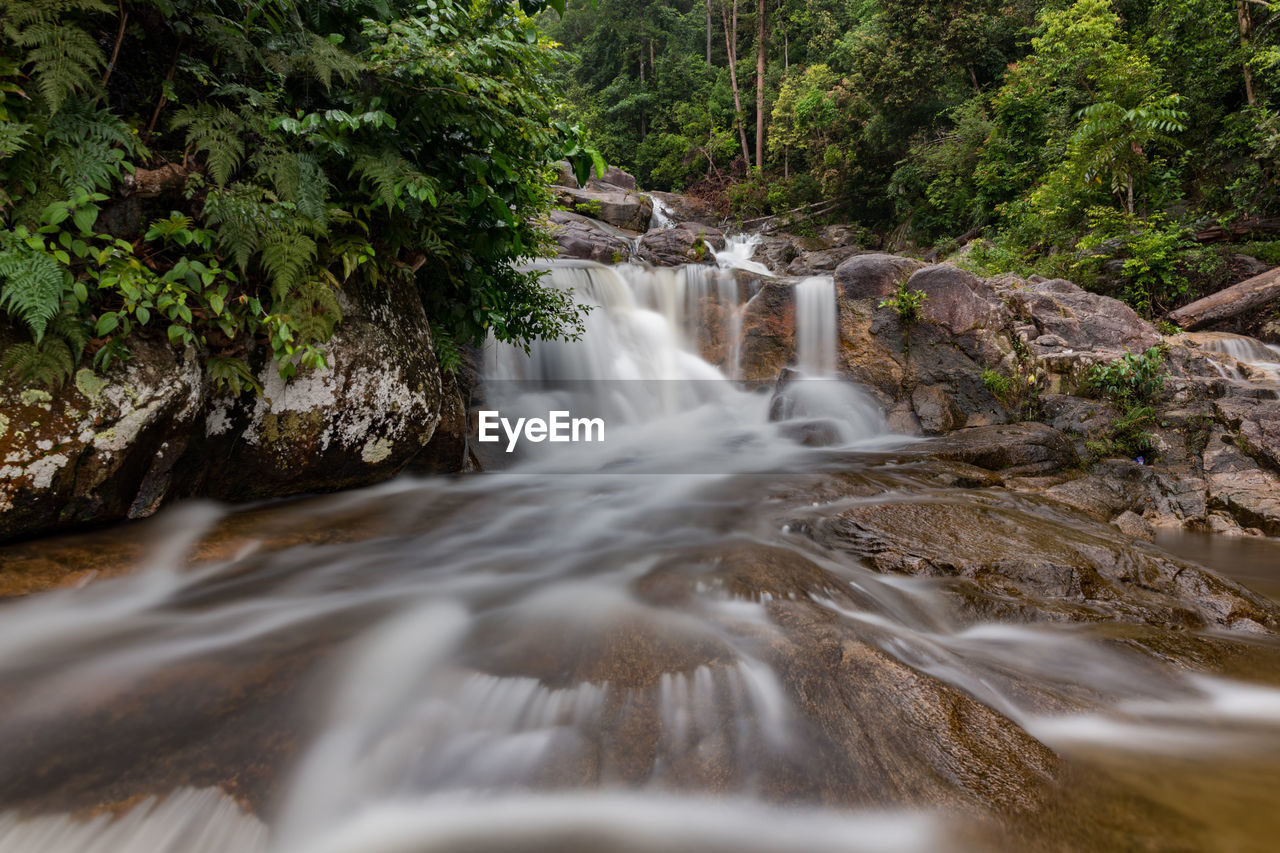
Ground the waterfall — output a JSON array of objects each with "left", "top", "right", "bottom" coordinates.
[
  {"left": 649, "top": 195, "right": 676, "bottom": 229},
  {"left": 714, "top": 234, "right": 772, "bottom": 276},
  {"left": 795, "top": 276, "right": 838, "bottom": 376}
]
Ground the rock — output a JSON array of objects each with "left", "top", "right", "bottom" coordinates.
[
  {"left": 819, "top": 224, "right": 860, "bottom": 247},
  {"left": 0, "top": 340, "right": 202, "bottom": 542},
  {"left": 785, "top": 246, "right": 861, "bottom": 276},
  {"left": 806, "top": 494, "right": 1276, "bottom": 632},
  {"left": 552, "top": 159, "right": 579, "bottom": 188},
  {"left": 646, "top": 191, "right": 719, "bottom": 226},
  {"left": 1261, "top": 320, "right": 1280, "bottom": 343},
  {"left": 911, "top": 384, "right": 966, "bottom": 435},
  {"left": 637, "top": 222, "right": 725, "bottom": 267},
  {"left": 1039, "top": 395, "right": 1115, "bottom": 436},
  {"left": 1001, "top": 278, "right": 1161, "bottom": 356},
  {"left": 1203, "top": 430, "right": 1280, "bottom": 536},
  {"left": 556, "top": 186, "right": 653, "bottom": 232},
  {"left": 906, "top": 265, "right": 1009, "bottom": 336},
  {"left": 738, "top": 280, "right": 796, "bottom": 383},
  {"left": 198, "top": 273, "right": 443, "bottom": 501},
  {"left": 589, "top": 166, "right": 638, "bottom": 191},
  {"left": 1213, "top": 397, "right": 1280, "bottom": 472},
  {"left": 1112, "top": 510, "right": 1155, "bottom": 542},
  {"left": 925, "top": 423, "right": 1079, "bottom": 477},
  {"left": 548, "top": 209, "right": 632, "bottom": 264},
  {"left": 1229, "top": 253, "right": 1271, "bottom": 279},
  {"left": 834, "top": 254, "right": 926, "bottom": 301}
]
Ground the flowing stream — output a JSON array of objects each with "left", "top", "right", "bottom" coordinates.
[{"left": 3, "top": 260, "right": 1280, "bottom": 851}]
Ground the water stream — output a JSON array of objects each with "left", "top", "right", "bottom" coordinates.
[{"left": 2, "top": 260, "right": 1280, "bottom": 851}]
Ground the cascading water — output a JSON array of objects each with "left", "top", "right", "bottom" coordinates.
[
  {"left": 714, "top": 234, "right": 772, "bottom": 277},
  {"left": 4, "top": 258, "right": 1280, "bottom": 852}
]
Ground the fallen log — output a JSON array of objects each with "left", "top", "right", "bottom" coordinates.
[
  {"left": 1193, "top": 218, "right": 1280, "bottom": 243},
  {"left": 121, "top": 163, "right": 191, "bottom": 198},
  {"left": 1168, "top": 265, "right": 1280, "bottom": 330}
]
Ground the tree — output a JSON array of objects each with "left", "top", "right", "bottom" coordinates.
[{"left": 1072, "top": 96, "right": 1189, "bottom": 214}]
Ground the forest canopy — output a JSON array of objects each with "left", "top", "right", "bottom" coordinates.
[
  {"left": 0, "top": 0, "right": 598, "bottom": 389},
  {"left": 545, "top": 0, "right": 1280, "bottom": 316}
]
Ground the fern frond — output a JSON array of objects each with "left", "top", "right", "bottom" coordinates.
[
  {"left": 207, "top": 355, "right": 262, "bottom": 396},
  {"left": 171, "top": 104, "right": 245, "bottom": 185},
  {"left": 0, "top": 337, "right": 74, "bottom": 389},
  {"left": 9, "top": 17, "right": 107, "bottom": 114},
  {"left": 260, "top": 229, "right": 317, "bottom": 296},
  {"left": 430, "top": 321, "right": 462, "bottom": 373},
  {"left": 48, "top": 306, "right": 89, "bottom": 364},
  {"left": 0, "top": 242, "right": 67, "bottom": 342},
  {"left": 0, "top": 123, "right": 33, "bottom": 159},
  {"left": 277, "top": 273, "right": 342, "bottom": 344},
  {"left": 203, "top": 185, "right": 270, "bottom": 269}
]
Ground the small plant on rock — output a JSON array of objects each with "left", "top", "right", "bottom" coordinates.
[{"left": 879, "top": 280, "right": 928, "bottom": 325}]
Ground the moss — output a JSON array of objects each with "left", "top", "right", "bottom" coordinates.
[{"left": 0, "top": 413, "right": 7, "bottom": 439}]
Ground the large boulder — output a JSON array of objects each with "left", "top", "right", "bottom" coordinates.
[
  {"left": 197, "top": 273, "right": 444, "bottom": 501},
  {"left": 548, "top": 209, "right": 632, "bottom": 264},
  {"left": 556, "top": 186, "right": 653, "bottom": 232},
  {"left": 784, "top": 245, "right": 861, "bottom": 276},
  {"left": 636, "top": 222, "right": 725, "bottom": 267},
  {"left": 834, "top": 253, "right": 925, "bottom": 300},
  {"left": 906, "top": 265, "right": 1010, "bottom": 337},
  {"left": 588, "top": 166, "right": 638, "bottom": 191},
  {"left": 0, "top": 339, "right": 202, "bottom": 542}
]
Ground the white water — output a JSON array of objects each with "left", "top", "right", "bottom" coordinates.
[
  {"left": 1200, "top": 332, "right": 1280, "bottom": 384},
  {"left": 714, "top": 234, "right": 773, "bottom": 277},
  {"left": 4, "top": 259, "right": 1280, "bottom": 851},
  {"left": 648, "top": 195, "right": 676, "bottom": 229}
]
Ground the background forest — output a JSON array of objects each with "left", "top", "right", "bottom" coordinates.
[{"left": 546, "top": 0, "right": 1280, "bottom": 316}]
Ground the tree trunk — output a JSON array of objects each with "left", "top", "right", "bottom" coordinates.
[
  {"left": 706, "top": 0, "right": 712, "bottom": 66},
  {"left": 784, "top": 30, "right": 788, "bottom": 72},
  {"left": 1238, "top": 0, "right": 1257, "bottom": 106},
  {"left": 721, "top": 2, "right": 751, "bottom": 165},
  {"left": 1127, "top": 173, "right": 1134, "bottom": 217},
  {"left": 1168, "top": 266, "right": 1280, "bottom": 330},
  {"left": 756, "top": 0, "right": 765, "bottom": 172},
  {"left": 1194, "top": 217, "right": 1280, "bottom": 243}
]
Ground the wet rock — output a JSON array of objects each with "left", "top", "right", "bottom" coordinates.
[
  {"left": 556, "top": 186, "right": 653, "bottom": 232},
  {"left": 806, "top": 495, "right": 1277, "bottom": 632},
  {"left": 1112, "top": 510, "right": 1155, "bottom": 542},
  {"left": 637, "top": 223, "right": 725, "bottom": 267},
  {"left": 925, "top": 423, "right": 1079, "bottom": 477},
  {"left": 739, "top": 281, "right": 796, "bottom": 383},
  {"left": 912, "top": 384, "right": 966, "bottom": 435},
  {"left": 1038, "top": 395, "right": 1115, "bottom": 437},
  {"left": 833, "top": 254, "right": 925, "bottom": 301},
  {"left": 548, "top": 209, "right": 632, "bottom": 264},
  {"left": 198, "top": 273, "right": 443, "bottom": 501},
  {"left": 0, "top": 339, "right": 202, "bottom": 542},
  {"left": 1213, "top": 397, "right": 1280, "bottom": 472},
  {"left": 1203, "top": 431, "right": 1280, "bottom": 536},
  {"left": 646, "top": 191, "right": 719, "bottom": 226}
]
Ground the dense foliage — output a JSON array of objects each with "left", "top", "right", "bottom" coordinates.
[
  {"left": 547, "top": 0, "right": 1280, "bottom": 317},
  {"left": 0, "top": 0, "right": 598, "bottom": 389}
]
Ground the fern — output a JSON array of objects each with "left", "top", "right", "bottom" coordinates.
[
  {"left": 171, "top": 104, "right": 245, "bottom": 186},
  {"left": 260, "top": 229, "right": 317, "bottom": 296},
  {"left": 207, "top": 355, "right": 263, "bottom": 396},
  {"left": 203, "top": 185, "right": 269, "bottom": 269},
  {"left": 1, "top": 337, "right": 74, "bottom": 388},
  {"left": 430, "top": 322, "right": 462, "bottom": 373},
  {"left": 278, "top": 274, "right": 342, "bottom": 344},
  {"left": 0, "top": 241, "right": 66, "bottom": 342},
  {"left": 3, "top": 1, "right": 110, "bottom": 114},
  {"left": 48, "top": 306, "right": 89, "bottom": 364},
  {"left": 0, "top": 123, "right": 32, "bottom": 158}
]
